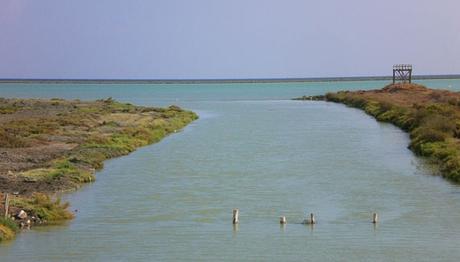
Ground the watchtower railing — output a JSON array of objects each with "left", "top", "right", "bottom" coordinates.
[{"left": 393, "top": 64, "right": 412, "bottom": 84}]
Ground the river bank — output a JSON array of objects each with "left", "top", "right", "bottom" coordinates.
[
  {"left": 296, "top": 83, "right": 460, "bottom": 183},
  {"left": 0, "top": 97, "right": 197, "bottom": 241}
]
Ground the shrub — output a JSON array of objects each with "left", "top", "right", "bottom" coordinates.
[
  {"left": 410, "top": 129, "right": 447, "bottom": 154},
  {"left": 421, "top": 115, "right": 456, "bottom": 134}
]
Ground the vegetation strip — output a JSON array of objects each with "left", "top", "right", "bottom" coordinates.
[
  {"left": 296, "top": 83, "right": 460, "bottom": 183},
  {"left": 0, "top": 97, "right": 197, "bottom": 241}
]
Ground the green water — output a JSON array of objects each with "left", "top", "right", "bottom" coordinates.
[{"left": 1, "top": 79, "right": 460, "bottom": 261}]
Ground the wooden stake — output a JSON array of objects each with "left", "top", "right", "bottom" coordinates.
[
  {"left": 280, "top": 216, "right": 287, "bottom": 224},
  {"left": 303, "top": 213, "right": 316, "bottom": 224},
  {"left": 372, "top": 213, "right": 378, "bottom": 224},
  {"left": 4, "top": 193, "right": 9, "bottom": 218},
  {"left": 232, "top": 209, "right": 239, "bottom": 224}
]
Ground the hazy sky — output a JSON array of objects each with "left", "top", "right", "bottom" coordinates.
[{"left": 0, "top": 0, "right": 459, "bottom": 79}]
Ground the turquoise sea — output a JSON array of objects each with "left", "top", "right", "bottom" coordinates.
[{"left": 1, "top": 79, "right": 460, "bottom": 261}]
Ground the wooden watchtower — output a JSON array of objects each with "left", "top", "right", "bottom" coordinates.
[{"left": 393, "top": 64, "right": 412, "bottom": 84}]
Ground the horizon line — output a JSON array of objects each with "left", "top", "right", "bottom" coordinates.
[{"left": 0, "top": 74, "right": 459, "bottom": 84}]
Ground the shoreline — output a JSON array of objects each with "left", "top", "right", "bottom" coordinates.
[
  {"left": 0, "top": 98, "right": 198, "bottom": 242},
  {"left": 0, "top": 75, "right": 459, "bottom": 85},
  {"left": 295, "top": 83, "right": 460, "bottom": 183}
]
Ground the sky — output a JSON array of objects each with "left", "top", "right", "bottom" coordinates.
[{"left": 0, "top": 0, "right": 459, "bottom": 79}]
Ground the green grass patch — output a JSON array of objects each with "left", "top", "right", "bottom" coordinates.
[
  {"left": 20, "top": 159, "right": 95, "bottom": 183},
  {"left": 11, "top": 193, "right": 74, "bottom": 222},
  {"left": 0, "top": 225, "right": 15, "bottom": 242},
  {"left": 0, "top": 217, "right": 19, "bottom": 242},
  {"left": 0, "top": 105, "right": 19, "bottom": 114}
]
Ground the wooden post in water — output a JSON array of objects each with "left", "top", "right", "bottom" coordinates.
[
  {"left": 232, "top": 209, "right": 239, "bottom": 224},
  {"left": 302, "top": 213, "right": 316, "bottom": 225},
  {"left": 372, "top": 213, "right": 378, "bottom": 224},
  {"left": 4, "top": 193, "right": 9, "bottom": 218},
  {"left": 309, "top": 213, "right": 316, "bottom": 224},
  {"left": 280, "top": 216, "right": 287, "bottom": 224}
]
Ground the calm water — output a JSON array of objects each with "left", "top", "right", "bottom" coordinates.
[{"left": 1, "top": 79, "right": 460, "bottom": 261}]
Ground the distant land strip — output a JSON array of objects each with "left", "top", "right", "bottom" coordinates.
[{"left": 1, "top": 75, "right": 460, "bottom": 84}]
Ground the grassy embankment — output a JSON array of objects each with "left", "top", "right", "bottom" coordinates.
[
  {"left": 0, "top": 193, "right": 69, "bottom": 241},
  {"left": 0, "top": 97, "right": 197, "bottom": 241},
  {"left": 298, "top": 83, "right": 460, "bottom": 183},
  {"left": 0, "top": 216, "right": 18, "bottom": 242}
]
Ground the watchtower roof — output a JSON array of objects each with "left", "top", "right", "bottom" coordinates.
[{"left": 393, "top": 64, "right": 412, "bottom": 70}]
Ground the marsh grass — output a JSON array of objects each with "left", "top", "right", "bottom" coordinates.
[
  {"left": 0, "top": 218, "right": 19, "bottom": 242},
  {"left": 0, "top": 225, "right": 15, "bottom": 242},
  {"left": 11, "top": 193, "right": 74, "bottom": 222}
]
